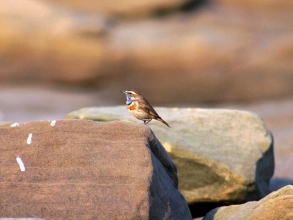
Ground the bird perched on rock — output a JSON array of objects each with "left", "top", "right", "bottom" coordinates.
[{"left": 121, "top": 90, "right": 170, "bottom": 128}]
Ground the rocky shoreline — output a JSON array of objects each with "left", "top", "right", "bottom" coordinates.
[
  {"left": 1, "top": 0, "right": 293, "bottom": 218},
  {"left": 1, "top": 84, "right": 292, "bottom": 193},
  {"left": 1, "top": 99, "right": 292, "bottom": 219}
]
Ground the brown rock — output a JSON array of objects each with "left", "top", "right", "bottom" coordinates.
[
  {"left": 101, "top": 5, "right": 293, "bottom": 104},
  {"left": 0, "top": 120, "right": 192, "bottom": 219},
  {"left": 66, "top": 107, "right": 274, "bottom": 204},
  {"left": 203, "top": 185, "right": 293, "bottom": 220},
  {"left": 0, "top": 0, "right": 111, "bottom": 83},
  {"left": 44, "top": 0, "right": 191, "bottom": 18},
  {"left": 1, "top": 0, "right": 293, "bottom": 103},
  {"left": 213, "top": 0, "right": 293, "bottom": 10}
]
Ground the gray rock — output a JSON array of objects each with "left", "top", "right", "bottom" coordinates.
[
  {"left": 0, "top": 122, "right": 13, "bottom": 127},
  {"left": 0, "top": 120, "right": 192, "bottom": 219},
  {"left": 203, "top": 185, "right": 293, "bottom": 220},
  {"left": 66, "top": 106, "right": 274, "bottom": 204}
]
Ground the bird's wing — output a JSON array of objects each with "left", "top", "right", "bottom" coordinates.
[{"left": 138, "top": 97, "right": 160, "bottom": 118}]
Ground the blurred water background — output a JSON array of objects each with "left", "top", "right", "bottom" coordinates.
[{"left": 0, "top": 0, "right": 293, "bottom": 191}]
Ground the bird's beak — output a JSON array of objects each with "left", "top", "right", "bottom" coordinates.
[{"left": 120, "top": 90, "right": 125, "bottom": 94}]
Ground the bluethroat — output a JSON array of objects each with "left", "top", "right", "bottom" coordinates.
[{"left": 121, "top": 90, "right": 171, "bottom": 128}]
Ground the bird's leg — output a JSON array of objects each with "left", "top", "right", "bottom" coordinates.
[{"left": 144, "top": 119, "right": 151, "bottom": 125}]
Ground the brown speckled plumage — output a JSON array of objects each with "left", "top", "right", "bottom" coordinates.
[{"left": 121, "top": 90, "right": 170, "bottom": 128}]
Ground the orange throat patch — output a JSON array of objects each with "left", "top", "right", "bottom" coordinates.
[{"left": 127, "top": 101, "right": 137, "bottom": 111}]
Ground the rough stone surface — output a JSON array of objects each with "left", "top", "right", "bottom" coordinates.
[
  {"left": 0, "top": 219, "right": 42, "bottom": 220},
  {"left": 66, "top": 106, "right": 274, "bottom": 204},
  {"left": 0, "top": 120, "right": 192, "bottom": 219},
  {"left": 203, "top": 185, "right": 293, "bottom": 220}
]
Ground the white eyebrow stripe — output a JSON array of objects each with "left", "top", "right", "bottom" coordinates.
[{"left": 126, "top": 91, "right": 136, "bottom": 94}]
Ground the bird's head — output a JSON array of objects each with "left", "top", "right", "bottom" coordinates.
[{"left": 121, "top": 90, "right": 138, "bottom": 104}]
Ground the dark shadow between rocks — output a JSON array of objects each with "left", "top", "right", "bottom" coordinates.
[
  {"left": 269, "top": 178, "right": 293, "bottom": 192},
  {"left": 152, "top": 0, "right": 209, "bottom": 17},
  {"left": 250, "top": 131, "right": 275, "bottom": 200},
  {"left": 180, "top": 0, "right": 210, "bottom": 12},
  {"left": 188, "top": 202, "right": 232, "bottom": 218}
]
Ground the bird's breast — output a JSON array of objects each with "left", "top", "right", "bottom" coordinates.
[
  {"left": 127, "top": 101, "right": 138, "bottom": 111},
  {"left": 126, "top": 101, "right": 151, "bottom": 120}
]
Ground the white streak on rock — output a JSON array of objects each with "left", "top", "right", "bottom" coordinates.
[
  {"left": 50, "top": 120, "right": 56, "bottom": 126},
  {"left": 27, "top": 133, "right": 33, "bottom": 144},
  {"left": 11, "top": 123, "right": 19, "bottom": 127},
  {"left": 16, "top": 156, "right": 25, "bottom": 172}
]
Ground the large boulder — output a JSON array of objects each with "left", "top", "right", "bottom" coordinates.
[
  {"left": 203, "top": 185, "right": 293, "bottom": 220},
  {"left": 0, "top": 120, "right": 192, "bottom": 219},
  {"left": 66, "top": 106, "right": 274, "bottom": 204}
]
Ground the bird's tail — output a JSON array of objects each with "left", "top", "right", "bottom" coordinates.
[{"left": 156, "top": 117, "right": 171, "bottom": 128}]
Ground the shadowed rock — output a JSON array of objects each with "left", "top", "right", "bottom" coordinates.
[
  {"left": 66, "top": 106, "right": 274, "bottom": 204},
  {"left": 203, "top": 185, "right": 293, "bottom": 220},
  {"left": 0, "top": 120, "right": 192, "bottom": 219}
]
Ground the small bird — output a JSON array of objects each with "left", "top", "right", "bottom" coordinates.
[{"left": 121, "top": 90, "right": 170, "bottom": 128}]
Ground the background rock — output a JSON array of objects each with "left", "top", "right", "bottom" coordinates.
[
  {"left": 0, "top": 120, "right": 192, "bottom": 219},
  {"left": 213, "top": 0, "right": 293, "bottom": 9},
  {"left": 203, "top": 185, "right": 293, "bottom": 220},
  {"left": 1, "top": 0, "right": 293, "bottom": 217},
  {"left": 0, "top": 0, "right": 110, "bottom": 83},
  {"left": 66, "top": 106, "right": 274, "bottom": 204},
  {"left": 44, "top": 0, "right": 195, "bottom": 18},
  {"left": 0, "top": 0, "right": 293, "bottom": 103}
]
